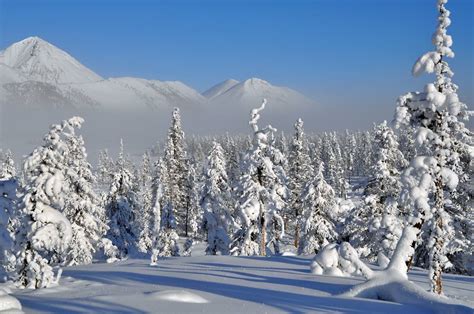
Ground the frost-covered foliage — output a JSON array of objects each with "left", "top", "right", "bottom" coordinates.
[
  {"left": 345, "top": 122, "right": 407, "bottom": 261},
  {"left": 310, "top": 243, "right": 360, "bottom": 277},
  {"left": 186, "top": 161, "right": 201, "bottom": 239},
  {"left": 287, "top": 119, "right": 313, "bottom": 248},
  {"left": 231, "top": 100, "right": 288, "bottom": 256},
  {"left": 105, "top": 140, "right": 140, "bottom": 258},
  {"left": 0, "top": 178, "right": 18, "bottom": 268},
  {"left": 137, "top": 152, "right": 153, "bottom": 253},
  {"left": 201, "top": 142, "right": 233, "bottom": 255},
  {"left": 163, "top": 108, "right": 190, "bottom": 236},
  {"left": 97, "top": 149, "right": 114, "bottom": 189},
  {"left": 320, "top": 133, "right": 347, "bottom": 198},
  {"left": 150, "top": 158, "right": 180, "bottom": 263},
  {"left": 11, "top": 118, "right": 81, "bottom": 288},
  {"left": 0, "top": 150, "right": 16, "bottom": 180},
  {"left": 62, "top": 120, "right": 108, "bottom": 266},
  {"left": 298, "top": 163, "right": 338, "bottom": 255},
  {"left": 394, "top": 0, "right": 473, "bottom": 294}
]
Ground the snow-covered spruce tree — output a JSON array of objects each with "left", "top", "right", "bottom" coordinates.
[
  {"left": 231, "top": 99, "right": 288, "bottom": 256},
  {"left": 398, "top": 125, "right": 417, "bottom": 163},
  {"left": 201, "top": 142, "right": 233, "bottom": 255},
  {"left": 97, "top": 149, "right": 114, "bottom": 189},
  {"left": 105, "top": 140, "right": 140, "bottom": 258},
  {"left": 150, "top": 158, "right": 180, "bottom": 264},
  {"left": 345, "top": 121, "right": 407, "bottom": 261},
  {"left": 137, "top": 152, "right": 154, "bottom": 253},
  {"left": 354, "top": 131, "right": 374, "bottom": 176},
  {"left": 186, "top": 161, "right": 201, "bottom": 239},
  {"left": 393, "top": 0, "right": 473, "bottom": 294},
  {"left": 0, "top": 177, "right": 18, "bottom": 269},
  {"left": 0, "top": 150, "right": 16, "bottom": 180},
  {"left": 298, "top": 162, "right": 338, "bottom": 255},
  {"left": 61, "top": 119, "right": 108, "bottom": 266},
  {"left": 330, "top": 132, "right": 347, "bottom": 198},
  {"left": 163, "top": 108, "right": 190, "bottom": 236},
  {"left": 11, "top": 118, "right": 78, "bottom": 289},
  {"left": 288, "top": 119, "right": 313, "bottom": 248},
  {"left": 343, "top": 131, "right": 356, "bottom": 184}
]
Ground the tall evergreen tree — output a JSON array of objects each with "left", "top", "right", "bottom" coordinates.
[
  {"left": 163, "top": 108, "right": 189, "bottom": 236},
  {"left": 62, "top": 119, "right": 108, "bottom": 266},
  {"left": 394, "top": 0, "right": 473, "bottom": 294},
  {"left": 288, "top": 119, "right": 313, "bottom": 248},
  {"left": 346, "top": 121, "right": 407, "bottom": 261},
  {"left": 137, "top": 152, "right": 154, "bottom": 253},
  {"left": 201, "top": 142, "right": 233, "bottom": 255},
  {"left": 105, "top": 140, "right": 140, "bottom": 258},
  {"left": 11, "top": 118, "right": 78, "bottom": 288},
  {"left": 231, "top": 100, "right": 288, "bottom": 256},
  {"left": 0, "top": 150, "right": 16, "bottom": 179},
  {"left": 298, "top": 162, "right": 338, "bottom": 255}
]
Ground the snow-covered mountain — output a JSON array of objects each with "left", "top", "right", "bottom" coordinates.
[
  {"left": 202, "top": 79, "right": 240, "bottom": 99},
  {"left": 0, "top": 37, "right": 206, "bottom": 110},
  {"left": 0, "top": 36, "right": 102, "bottom": 84},
  {"left": 0, "top": 37, "right": 315, "bottom": 111},
  {"left": 208, "top": 78, "right": 313, "bottom": 111}
]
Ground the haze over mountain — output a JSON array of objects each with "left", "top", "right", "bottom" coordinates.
[
  {"left": 0, "top": 36, "right": 316, "bottom": 159},
  {"left": 0, "top": 37, "right": 314, "bottom": 111}
]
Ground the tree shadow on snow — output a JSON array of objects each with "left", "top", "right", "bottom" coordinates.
[
  {"left": 64, "top": 269, "right": 410, "bottom": 314},
  {"left": 16, "top": 295, "right": 146, "bottom": 314}
]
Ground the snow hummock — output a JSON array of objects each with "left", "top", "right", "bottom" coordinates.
[
  {"left": 148, "top": 290, "right": 209, "bottom": 303},
  {"left": 0, "top": 288, "right": 23, "bottom": 313}
]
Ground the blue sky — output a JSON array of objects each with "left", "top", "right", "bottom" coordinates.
[{"left": 0, "top": 0, "right": 473, "bottom": 110}]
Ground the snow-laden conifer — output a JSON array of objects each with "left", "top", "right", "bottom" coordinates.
[
  {"left": 298, "top": 162, "right": 338, "bottom": 255},
  {"left": 105, "top": 140, "right": 140, "bottom": 258},
  {"left": 201, "top": 142, "right": 233, "bottom": 255},
  {"left": 11, "top": 118, "right": 79, "bottom": 288},
  {"left": 231, "top": 100, "right": 288, "bottom": 256},
  {"left": 288, "top": 119, "right": 313, "bottom": 248},
  {"left": 394, "top": 0, "right": 473, "bottom": 294}
]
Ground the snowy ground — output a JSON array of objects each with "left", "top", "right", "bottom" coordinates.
[{"left": 6, "top": 243, "right": 473, "bottom": 314}]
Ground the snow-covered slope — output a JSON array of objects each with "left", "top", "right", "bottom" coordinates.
[
  {"left": 0, "top": 63, "right": 25, "bottom": 85},
  {"left": 0, "top": 37, "right": 207, "bottom": 110},
  {"left": 0, "top": 37, "right": 316, "bottom": 112},
  {"left": 203, "top": 79, "right": 240, "bottom": 99},
  {"left": 9, "top": 252, "right": 474, "bottom": 313},
  {"left": 209, "top": 78, "right": 314, "bottom": 111},
  {"left": 0, "top": 36, "right": 102, "bottom": 84}
]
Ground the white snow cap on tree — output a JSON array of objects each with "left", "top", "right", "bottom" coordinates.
[
  {"left": 231, "top": 99, "right": 288, "bottom": 256},
  {"left": 394, "top": 0, "right": 473, "bottom": 294},
  {"left": 298, "top": 162, "right": 338, "bottom": 255},
  {"left": 11, "top": 117, "right": 85, "bottom": 288}
]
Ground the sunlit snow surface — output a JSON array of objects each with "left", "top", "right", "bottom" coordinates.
[{"left": 7, "top": 242, "right": 473, "bottom": 313}]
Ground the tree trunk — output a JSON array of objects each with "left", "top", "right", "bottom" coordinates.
[
  {"left": 260, "top": 214, "right": 266, "bottom": 256},
  {"left": 294, "top": 225, "right": 299, "bottom": 248}
]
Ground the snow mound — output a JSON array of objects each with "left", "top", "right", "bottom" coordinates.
[
  {"left": 0, "top": 289, "right": 23, "bottom": 313},
  {"left": 148, "top": 290, "right": 209, "bottom": 304}
]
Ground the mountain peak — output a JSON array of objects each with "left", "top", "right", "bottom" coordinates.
[
  {"left": 0, "top": 36, "right": 102, "bottom": 84},
  {"left": 202, "top": 78, "right": 240, "bottom": 99}
]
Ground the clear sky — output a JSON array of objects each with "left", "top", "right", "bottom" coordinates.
[{"left": 0, "top": 0, "right": 473, "bottom": 110}]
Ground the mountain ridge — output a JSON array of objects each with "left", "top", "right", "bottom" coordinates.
[{"left": 0, "top": 37, "right": 315, "bottom": 111}]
